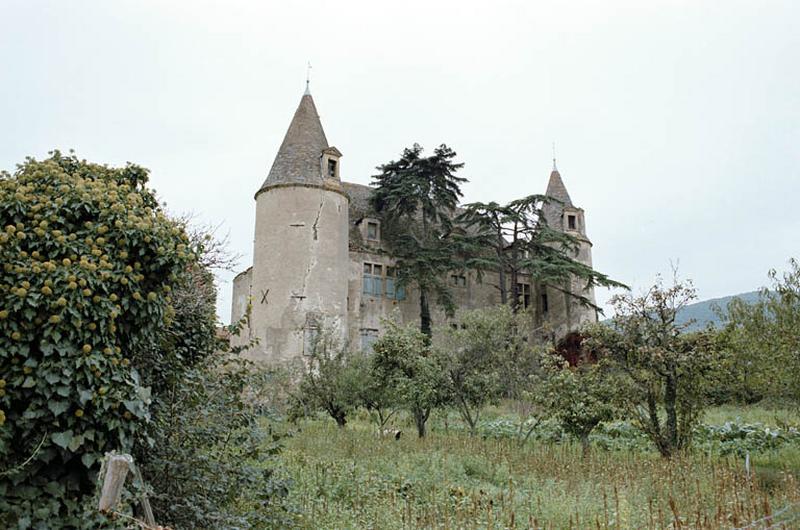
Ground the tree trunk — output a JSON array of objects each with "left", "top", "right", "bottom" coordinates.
[
  {"left": 414, "top": 407, "right": 430, "bottom": 438},
  {"left": 510, "top": 267, "right": 520, "bottom": 313},
  {"left": 580, "top": 433, "right": 591, "bottom": 459},
  {"left": 420, "top": 288, "right": 432, "bottom": 340},
  {"left": 497, "top": 227, "right": 508, "bottom": 305},
  {"left": 664, "top": 371, "right": 678, "bottom": 453},
  {"left": 331, "top": 407, "right": 347, "bottom": 428}
]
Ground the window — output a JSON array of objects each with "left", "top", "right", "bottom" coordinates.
[
  {"left": 303, "top": 324, "right": 319, "bottom": 356},
  {"left": 386, "top": 266, "right": 406, "bottom": 300},
  {"left": 360, "top": 328, "right": 379, "bottom": 352},
  {"left": 451, "top": 274, "right": 466, "bottom": 287},
  {"left": 541, "top": 293, "right": 549, "bottom": 313},
  {"left": 363, "top": 263, "right": 406, "bottom": 300},
  {"left": 517, "top": 283, "right": 531, "bottom": 309},
  {"left": 567, "top": 215, "right": 577, "bottom": 230},
  {"left": 327, "top": 159, "right": 337, "bottom": 178},
  {"left": 366, "top": 221, "right": 379, "bottom": 241},
  {"left": 363, "top": 263, "right": 382, "bottom": 296}
]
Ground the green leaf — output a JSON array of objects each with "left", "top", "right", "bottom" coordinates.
[
  {"left": 48, "top": 400, "right": 70, "bottom": 417},
  {"left": 22, "top": 376, "right": 36, "bottom": 388},
  {"left": 67, "top": 434, "right": 84, "bottom": 452},
  {"left": 81, "top": 452, "right": 97, "bottom": 468},
  {"left": 78, "top": 389, "right": 92, "bottom": 405},
  {"left": 51, "top": 430, "right": 74, "bottom": 449}
]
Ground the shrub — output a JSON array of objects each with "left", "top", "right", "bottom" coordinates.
[{"left": 0, "top": 151, "right": 194, "bottom": 527}]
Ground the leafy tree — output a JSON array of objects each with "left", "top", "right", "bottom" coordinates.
[
  {"left": 436, "top": 306, "right": 522, "bottom": 434},
  {"left": 723, "top": 259, "right": 800, "bottom": 402},
  {"left": 370, "top": 144, "right": 475, "bottom": 339},
  {"left": 457, "top": 196, "right": 624, "bottom": 313},
  {"left": 290, "top": 327, "right": 361, "bottom": 428},
  {"left": 584, "top": 274, "right": 721, "bottom": 457},
  {"left": 371, "top": 322, "right": 447, "bottom": 437},
  {"left": 531, "top": 353, "right": 617, "bottom": 456},
  {"left": 141, "top": 350, "right": 290, "bottom": 529},
  {"left": 351, "top": 353, "right": 400, "bottom": 430},
  {"left": 0, "top": 151, "right": 194, "bottom": 527},
  {"left": 136, "top": 229, "right": 290, "bottom": 529}
]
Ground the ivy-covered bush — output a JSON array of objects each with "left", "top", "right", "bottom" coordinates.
[{"left": 0, "top": 152, "right": 195, "bottom": 528}]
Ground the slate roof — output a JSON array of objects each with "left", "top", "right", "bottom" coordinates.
[
  {"left": 542, "top": 168, "right": 574, "bottom": 229},
  {"left": 258, "top": 93, "right": 330, "bottom": 194}
]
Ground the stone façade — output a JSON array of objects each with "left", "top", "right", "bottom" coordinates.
[{"left": 230, "top": 89, "right": 598, "bottom": 362}]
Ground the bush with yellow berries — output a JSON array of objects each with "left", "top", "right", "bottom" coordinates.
[{"left": 0, "top": 151, "right": 197, "bottom": 528}]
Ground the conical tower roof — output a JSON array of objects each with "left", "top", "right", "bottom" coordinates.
[
  {"left": 258, "top": 92, "right": 329, "bottom": 194},
  {"left": 544, "top": 166, "right": 573, "bottom": 207},
  {"left": 542, "top": 162, "right": 574, "bottom": 228}
]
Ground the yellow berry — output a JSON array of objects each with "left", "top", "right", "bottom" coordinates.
[
  {"left": 74, "top": 409, "right": 84, "bottom": 418},
  {"left": 0, "top": 310, "right": 8, "bottom": 319},
  {"left": 49, "top": 315, "right": 61, "bottom": 324},
  {"left": 82, "top": 344, "right": 92, "bottom": 354}
]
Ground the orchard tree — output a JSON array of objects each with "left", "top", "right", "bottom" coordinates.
[
  {"left": 370, "top": 144, "right": 478, "bottom": 339},
  {"left": 290, "top": 326, "right": 361, "bottom": 428},
  {"left": 436, "top": 306, "right": 531, "bottom": 434},
  {"left": 371, "top": 322, "right": 447, "bottom": 437},
  {"left": 585, "top": 274, "right": 721, "bottom": 457},
  {"left": 723, "top": 259, "right": 800, "bottom": 402},
  {"left": 531, "top": 353, "right": 617, "bottom": 456}
]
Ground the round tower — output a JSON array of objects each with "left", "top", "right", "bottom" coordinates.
[
  {"left": 249, "top": 88, "right": 349, "bottom": 362},
  {"left": 538, "top": 160, "right": 598, "bottom": 341}
]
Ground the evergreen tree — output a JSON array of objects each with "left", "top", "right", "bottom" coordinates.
[
  {"left": 370, "top": 144, "right": 475, "bottom": 338},
  {"left": 457, "top": 195, "right": 624, "bottom": 312}
]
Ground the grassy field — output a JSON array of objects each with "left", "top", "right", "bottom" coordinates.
[{"left": 279, "top": 405, "right": 800, "bottom": 529}]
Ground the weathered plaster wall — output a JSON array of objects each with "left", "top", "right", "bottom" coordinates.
[{"left": 249, "top": 185, "right": 349, "bottom": 362}]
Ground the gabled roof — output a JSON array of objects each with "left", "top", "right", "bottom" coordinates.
[{"left": 258, "top": 93, "right": 329, "bottom": 194}]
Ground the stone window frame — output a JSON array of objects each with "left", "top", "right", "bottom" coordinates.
[
  {"left": 362, "top": 262, "right": 406, "bottom": 300},
  {"left": 320, "top": 146, "right": 342, "bottom": 181},
  {"left": 450, "top": 274, "right": 467, "bottom": 287},
  {"left": 359, "top": 328, "right": 380, "bottom": 353},
  {"left": 516, "top": 282, "right": 532, "bottom": 309}
]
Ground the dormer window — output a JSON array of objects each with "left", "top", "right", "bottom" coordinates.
[
  {"left": 321, "top": 146, "right": 342, "bottom": 180},
  {"left": 367, "top": 221, "right": 379, "bottom": 241},
  {"left": 361, "top": 218, "right": 380, "bottom": 243},
  {"left": 567, "top": 215, "right": 577, "bottom": 230}
]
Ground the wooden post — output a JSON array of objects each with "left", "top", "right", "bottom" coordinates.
[{"left": 98, "top": 453, "right": 133, "bottom": 513}]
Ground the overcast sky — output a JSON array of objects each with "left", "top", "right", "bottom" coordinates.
[{"left": 2, "top": 0, "right": 798, "bottom": 322}]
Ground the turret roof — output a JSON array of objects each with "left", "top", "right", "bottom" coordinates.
[
  {"left": 258, "top": 92, "right": 329, "bottom": 194},
  {"left": 544, "top": 167, "right": 573, "bottom": 207}
]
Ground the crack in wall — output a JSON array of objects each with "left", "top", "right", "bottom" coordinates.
[
  {"left": 296, "top": 188, "right": 326, "bottom": 306},
  {"left": 311, "top": 193, "right": 323, "bottom": 241}
]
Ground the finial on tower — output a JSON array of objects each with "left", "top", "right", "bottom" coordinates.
[
  {"left": 304, "top": 61, "right": 312, "bottom": 95},
  {"left": 552, "top": 141, "right": 558, "bottom": 172}
]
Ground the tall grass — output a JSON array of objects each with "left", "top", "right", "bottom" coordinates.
[{"left": 281, "top": 413, "right": 800, "bottom": 529}]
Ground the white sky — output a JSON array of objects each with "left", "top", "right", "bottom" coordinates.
[{"left": 2, "top": 0, "right": 798, "bottom": 322}]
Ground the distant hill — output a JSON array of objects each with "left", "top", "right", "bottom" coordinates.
[
  {"left": 676, "top": 291, "right": 761, "bottom": 331},
  {"left": 602, "top": 291, "right": 762, "bottom": 332}
]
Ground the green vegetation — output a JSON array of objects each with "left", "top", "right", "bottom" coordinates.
[
  {"left": 0, "top": 152, "right": 288, "bottom": 529},
  {"left": 282, "top": 406, "right": 800, "bottom": 529}
]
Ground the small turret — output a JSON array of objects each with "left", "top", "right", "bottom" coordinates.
[{"left": 538, "top": 161, "right": 597, "bottom": 340}]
